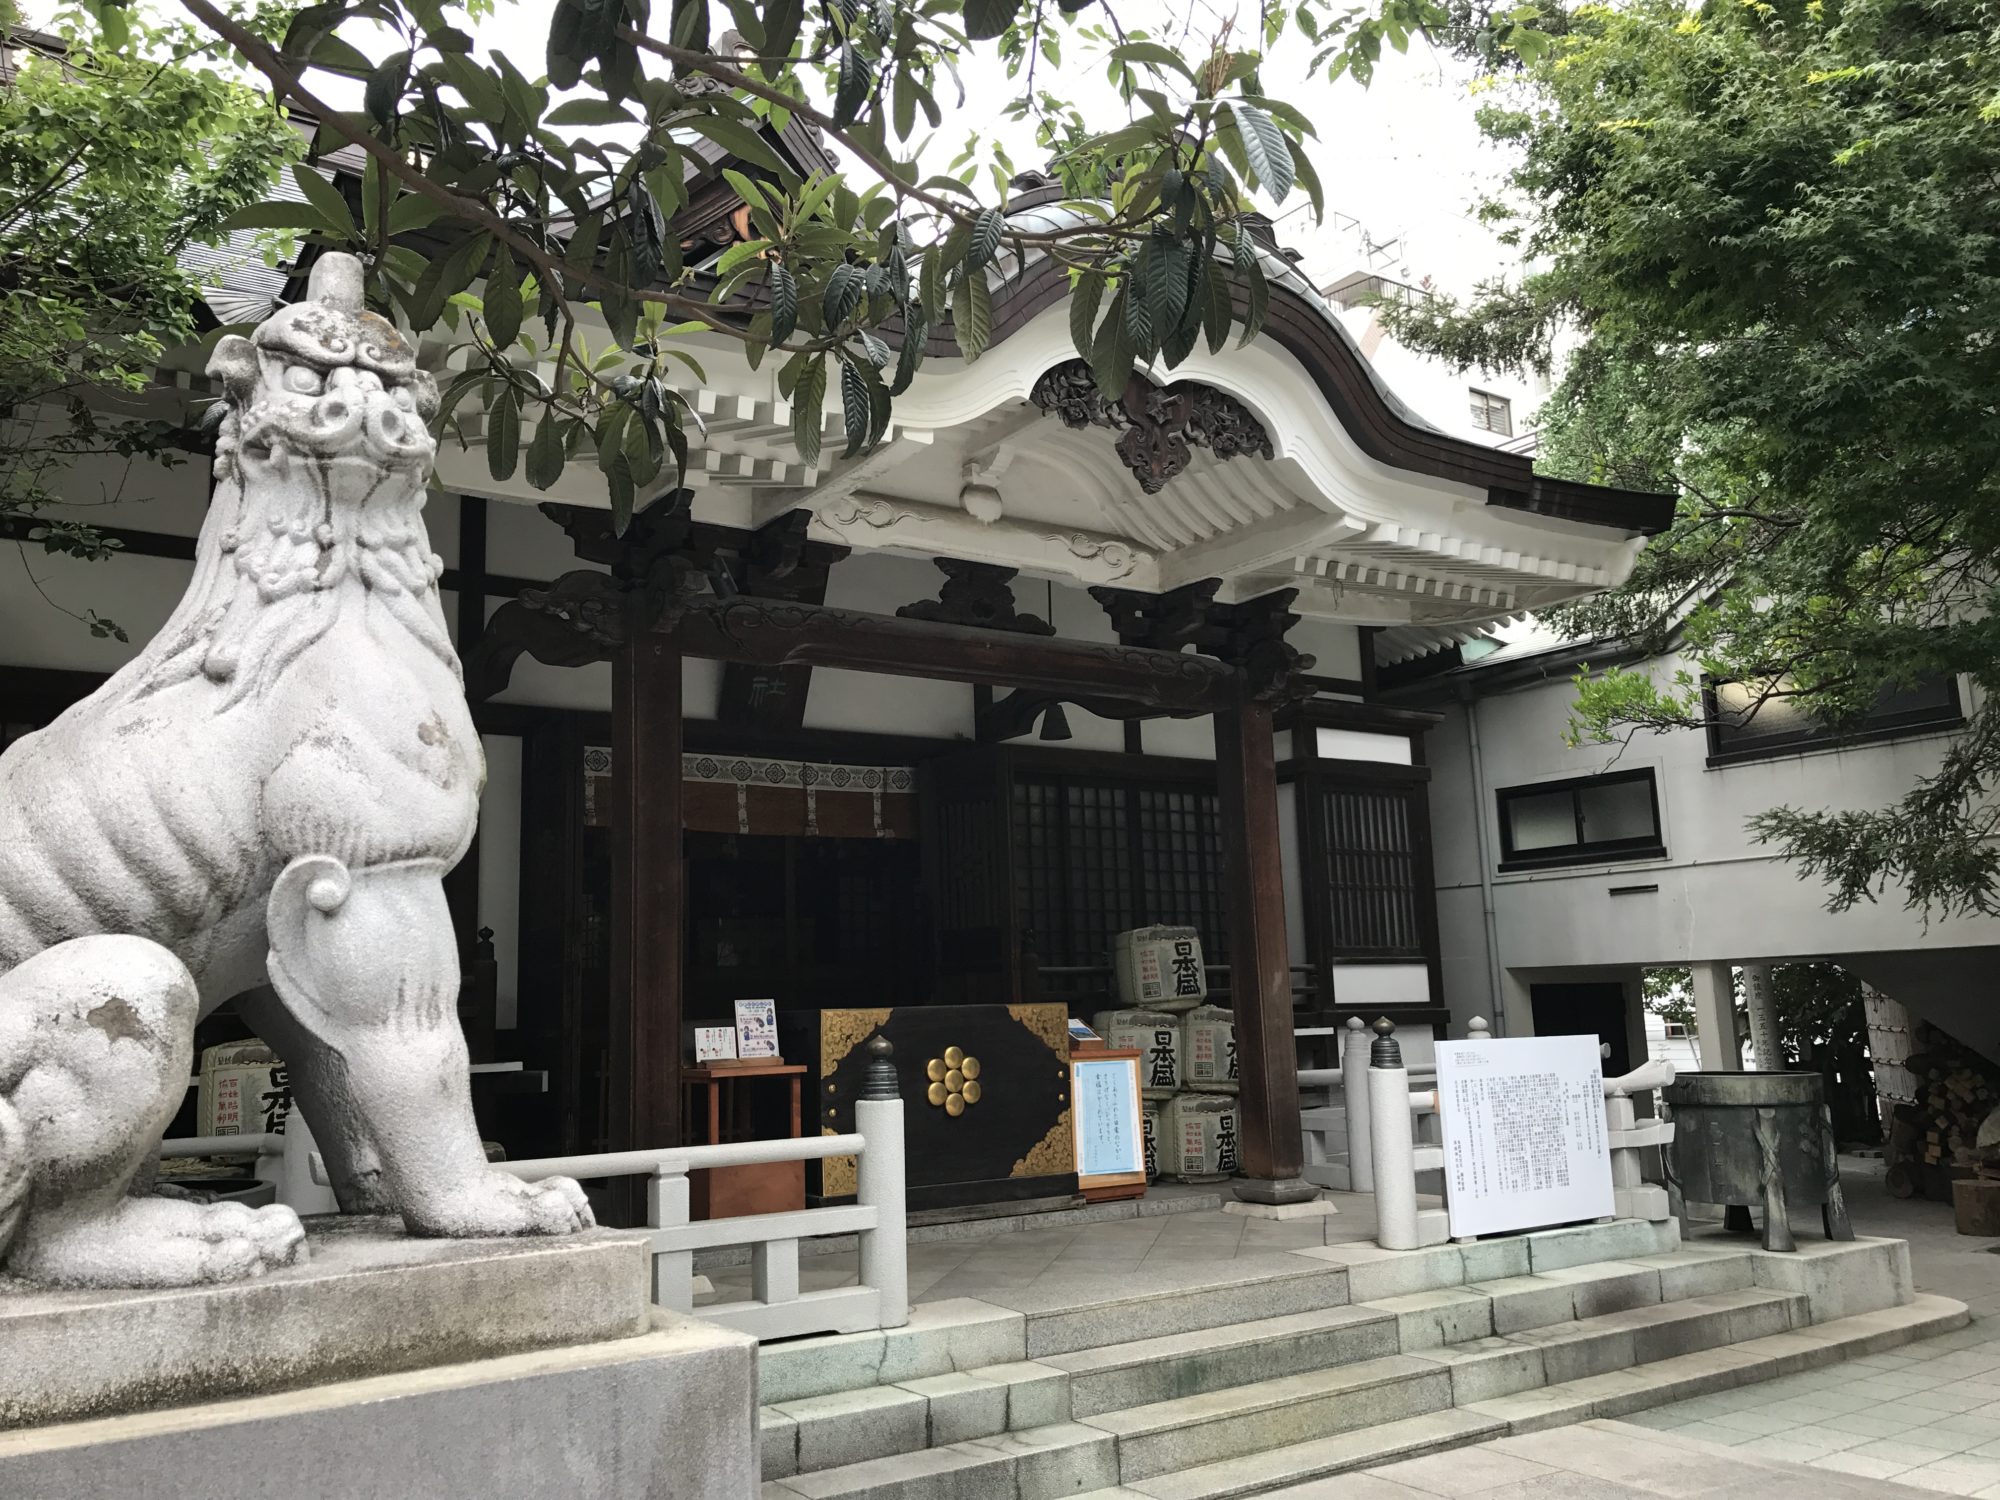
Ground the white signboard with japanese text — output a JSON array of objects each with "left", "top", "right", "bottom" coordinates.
[
  {"left": 1072, "top": 1055, "right": 1146, "bottom": 1185},
  {"left": 1435, "top": 1034, "right": 1613, "bottom": 1238}
]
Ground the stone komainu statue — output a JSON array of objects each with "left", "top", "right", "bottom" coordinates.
[{"left": 0, "top": 254, "right": 592, "bottom": 1287}]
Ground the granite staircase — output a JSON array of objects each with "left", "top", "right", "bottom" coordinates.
[{"left": 755, "top": 1220, "right": 1964, "bottom": 1500}]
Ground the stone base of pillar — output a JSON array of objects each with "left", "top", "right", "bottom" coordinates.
[
  {"left": 1223, "top": 1194, "right": 1341, "bottom": 1220},
  {"left": 1229, "top": 1176, "right": 1323, "bottom": 1208}
]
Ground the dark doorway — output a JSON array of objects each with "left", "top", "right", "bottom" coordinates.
[{"left": 1530, "top": 981, "right": 1632, "bottom": 1076}]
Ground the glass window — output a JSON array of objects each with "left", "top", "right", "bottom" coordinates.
[
  {"left": 1496, "top": 769, "right": 1664, "bottom": 870},
  {"left": 1469, "top": 388, "right": 1513, "bottom": 437},
  {"left": 1706, "top": 672, "right": 1961, "bottom": 761}
]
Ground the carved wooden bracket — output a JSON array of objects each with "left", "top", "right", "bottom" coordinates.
[
  {"left": 465, "top": 569, "right": 635, "bottom": 702},
  {"left": 897, "top": 558, "right": 1055, "bottom": 636},
  {"left": 1029, "top": 359, "right": 1274, "bottom": 494},
  {"left": 1091, "top": 580, "right": 1316, "bottom": 704}
]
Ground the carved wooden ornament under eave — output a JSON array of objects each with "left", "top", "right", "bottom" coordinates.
[{"left": 1027, "top": 359, "right": 1275, "bottom": 495}]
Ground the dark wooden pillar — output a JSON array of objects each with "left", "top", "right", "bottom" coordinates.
[
  {"left": 610, "top": 630, "right": 684, "bottom": 1164},
  {"left": 1214, "top": 699, "right": 1312, "bottom": 1202}
]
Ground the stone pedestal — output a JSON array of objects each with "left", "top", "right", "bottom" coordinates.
[{"left": 0, "top": 1218, "right": 759, "bottom": 1498}]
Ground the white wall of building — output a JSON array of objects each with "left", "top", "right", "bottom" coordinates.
[{"left": 1421, "top": 651, "right": 2000, "bottom": 1053}]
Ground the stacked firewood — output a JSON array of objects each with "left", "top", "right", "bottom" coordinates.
[{"left": 1885, "top": 1024, "right": 2000, "bottom": 1200}]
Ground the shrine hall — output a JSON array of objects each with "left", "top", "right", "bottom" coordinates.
[{"left": 0, "top": 129, "right": 1671, "bottom": 1221}]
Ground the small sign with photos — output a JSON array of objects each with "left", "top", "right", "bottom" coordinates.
[{"left": 733, "top": 998, "right": 779, "bottom": 1060}]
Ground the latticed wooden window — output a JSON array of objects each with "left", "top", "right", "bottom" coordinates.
[
  {"left": 1316, "top": 784, "right": 1424, "bottom": 956},
  {"left": 1012, "top": 773, "right": 1229, "bottom": 993}
]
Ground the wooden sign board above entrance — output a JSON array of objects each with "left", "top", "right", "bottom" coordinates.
[
  {"left": 1434, "top": 1034, "right": 1613, "bottom": 1239},
  {"left": 1071, "top": 1050, "right": 1147, "bottom": 1194}
]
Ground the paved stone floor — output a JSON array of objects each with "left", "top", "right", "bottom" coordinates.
[
  {"left": 1612, "top": 1157, "right": 2000, "bottom": 1495},
  {"left": 1293, "top": 1416, "right": 1950, "bottom": 1498},
  {"left": 698, "top": 1187, "right": 1392, "bottom": 1306}
]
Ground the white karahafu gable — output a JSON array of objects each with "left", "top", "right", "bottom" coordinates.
[{"left": 428, "top": 277, "right": 1650, "bottom": 641}]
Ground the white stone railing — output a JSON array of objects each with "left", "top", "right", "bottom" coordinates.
[
  {"left": 159, "top": 1042, "right": 912, "bottom": 1344},
  {"left": 503, "top": 1039, "right": 908, "bottom": 1343},
  {"left": 1300, "top": 1015, "right": 1459, "bottom": 1197}
]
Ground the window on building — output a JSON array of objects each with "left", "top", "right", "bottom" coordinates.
[
  {"left": 1312, "top": 782, "right": 1428, "bottom": 957},
  {"left": 1496, "top": 768, "right": 1665, "bottom": 871},
  {"left": 1663, "top": 1021, "right": 1690, "bottom": 1039},
  {"left": 1469, "top": 388, "right": 1512, "bottom": 437},
  {"left": 1704, "top": 672, "right": 1962, "bottom": 762},
  {"left": 1012, "top": 773, "right": 1229, "bottom": 996}
]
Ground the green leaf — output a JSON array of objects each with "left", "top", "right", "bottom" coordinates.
[
  {"left": 628, "top": 179, "right": 667, "bottom": 285},
  {"left": 408, "top": 230, "right": 491, "bottom": 331},
  {"left": 953, "top": 269, "right": 992, "bottom": 361},
  {"left": 388, "top": 194, "right": 449, "bottom": 234},
  {"left": 486, "top": 386, "right": 521, "bottom": 481},
  {"left": 1285, "top": 136, "right": 1325, "bottom": 220},
  {"left": 526, "top": 413, "right": 567, "bottom": 490},
  {"left": 763, "top": 0, "right": 804, "bottom": 61},
  {"left": 1069, "top": 270, "right": 1105, "bottom": 361},
  {"left": 963, "top": 0, "right": 1020, "bottom": 40},
  {"left": 545, "top": 98, "right": 637, "bottom": 125},
  {"left": 1091, "top": 288, "right": 1134, "bottom": 396},
  {"left": 840, "top": 357, "right": 871, "bottom": 458},
  {"left": 1198, "top": 258, "right": 1231, "bottom": 354},
  {"left": 791, "top": 355, "right": 827, "bottom": 465},
  {"left": 1228, "top": 101, "right": 1295, "bottom": 201},
  {"left": 670, "top": 0, "right": 709, "bottom": 53},
  {"left": 890, "top": 315, "right": 927, "bottom": 396},
  {"left": 291, "top": 164, "right": 359, "bottom": 243},
  {"left": 484, "top": 253, "right": 523, "bottom": 348},
  {"left": 832, "top": 43, "right": 869, "bottom": 130},
  {"left": 822, "top": 261, "right": 866, "bottom": 329},
  {"left": 1144, "top": 238, "right": 1190, "bottom": 349},
  {"left": 1123, "top": 266, "right": 1156, "bottom": 361},
  {"left": 683, "top": 115, "right": 785, "bottom": 171},
  {"left": 769, "top": 262, "right": 799, "bottom": 345},
  {"left": 217, "top": 200, "right": 348, "bottom": 233},
  {"left": 964, "top": 208, "right": 1005, "bottom": 273},
  {"left": 1110, "top": 40, "right": 1196, "bottom": 81},
  {"left": 1234, "top": 236, "right": 1269, "bottom": 348},
  {"left": 365, "top": 49, "right": 411, "bottom": 127}
]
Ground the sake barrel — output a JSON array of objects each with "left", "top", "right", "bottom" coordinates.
[
  {"left": 1161, "top": 1093, "right": 1242, "bottom": 1181},
  {"left": 1182, "top": 1005, "right": 1239, "bottom": 1093},
  {"left": 1111, "top": 925, "right": 1207, "bottom": 1012},
  {"left": 1093, "top": 1008, "right": 1183, "bottom": 1097}
]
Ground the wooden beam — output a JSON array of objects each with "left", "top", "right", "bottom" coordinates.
[
  {"left": 1214, "top": 701, "right": 1311, "bottom": 1201},
  {"left": 610, "top": 634, "right": 685, "bottom": 1199},
  {"left": 669, "top": 594, "right": 1245, "bottom": 713}
]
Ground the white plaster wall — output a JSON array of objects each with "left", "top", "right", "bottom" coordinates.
[
  {"left": 0, "top": 546, "right": 190, "bottom": 673},
  {"left": 1331, "top": 961, "right": 1432, "bottom": 1012},
  {"left": 484, "top": 494, "right": 567, "bottom": 581},
  {"left": 1421, "top": 655, "right": 2000, "bottom": 1015},
  {"left": 1293, "top": 618, "right": 1364, "bottom": 683}
]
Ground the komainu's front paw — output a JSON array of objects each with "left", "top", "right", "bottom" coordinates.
[{"left": 414, "top": 1169, "right": 595, "bottom": 1238}]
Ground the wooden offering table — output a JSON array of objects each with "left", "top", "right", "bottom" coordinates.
[{"left": 683, "top": 1062, "right": 807, "bottom": 1220}]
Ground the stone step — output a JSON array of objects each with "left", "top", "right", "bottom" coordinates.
[
  {"left": 1042, "top": 1306, "right": 1401, "bottom": 1419},
  {"left": 1461, "top": 1292, "right": 1971, "bottom": 1435},
  {"left": 1356, "top": 1247, "right": 1760, "bottom": 1351},
  {"left": 1074, "top": 1409, "right": 1507, "bottom": 1500},
  {"left": 1019, "top": 1260, "right": 1354, "bottom": 1360},
  {"left": 762, "top": 1361, "right": 1071, "bottom": 1480},
  {"left": 759, "top": 1421, "right": 1117, "bottom": 1500},
  {"left": 1073, "top": 1293, "right": 1969, "bottom": 1500},
  {"left": 1428, "top": 1287, "right": 1806, "bottom": 1393},
  {"left": 1077, "top": 1354, "right": 1452, "bottom": 1482}
]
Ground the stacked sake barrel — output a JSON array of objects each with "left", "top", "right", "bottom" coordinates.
[{"left": 1093, "top": 926, "right": 1240, "bottom": 1184}]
